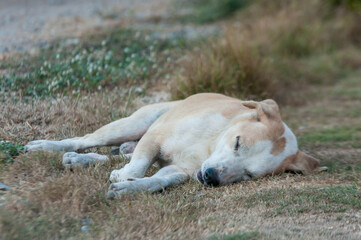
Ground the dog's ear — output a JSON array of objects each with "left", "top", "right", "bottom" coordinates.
[
  {"left": 242, "top": 99, "right": 281, "bottom": 123},
  {"left": 276, "top": 151, "right": 327, "bottom": 174},
  {"left": 288, "top": 151, "right": 319, "bottom": 174}
]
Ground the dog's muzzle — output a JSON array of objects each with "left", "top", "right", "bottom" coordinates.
[{"left": 197, "top": 168, "right": 220, "bottom": 187}]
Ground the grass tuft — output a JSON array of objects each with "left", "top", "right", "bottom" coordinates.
[
  {"left": 0, "top": 140, "right": 24, "bottom": 164},
  {"left": 171, "top": 38, "right": 276, "bottom": 101}
]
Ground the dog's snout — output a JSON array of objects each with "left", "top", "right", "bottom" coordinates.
[{"left": 203, "top": 168, "right": 219, "bottom": 187}]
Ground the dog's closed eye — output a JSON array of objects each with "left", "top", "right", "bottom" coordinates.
[{"left": 233, "top": 136, "right": 240, "bottom": 152}]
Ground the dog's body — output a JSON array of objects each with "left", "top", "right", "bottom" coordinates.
[{"left": 25, "top": 93, "right": 323, "bottom": 197}]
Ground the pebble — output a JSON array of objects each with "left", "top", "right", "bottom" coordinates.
[
  {"left": 0, "top": 182, "right": 10, "bottom": 191},
  {"left": 81, "top": 219, "right": 92, "bottom": 232},
  {"left": 81, "top": 225, "right": 91, "bottom": 232}
]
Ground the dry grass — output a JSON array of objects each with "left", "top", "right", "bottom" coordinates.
[
  {"left": 171, "top": 37, "right": 277, "bottom": 101},
  {"left": 1, "top": 0, "right": 361, "bottom": 239},
  {"left": 0, "top": 89, "right": 141, "bottom": 144},
  {"left": 1, "top": 149, "right": 360, "bottom": 239},
  {"left": 171, "top": 0, "right": 361, "bottom": 104},
  {"left": 1, "top": 72, "right": 361, "bottom": 239}
]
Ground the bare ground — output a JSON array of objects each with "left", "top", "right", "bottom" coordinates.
[
  {"left": 0, "top": 0, "right": 219, "bottom": 58},
  {"left": 0, "top": 0, "right": 172, "bottom": 55}
]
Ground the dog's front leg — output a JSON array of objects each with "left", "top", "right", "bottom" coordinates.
[
  {"left": 109, "top": 158, "right": 150, "bottom": 182},
  {"left": 24, "top": 101, "right": 178, "bottom": 153},
  {"left": 109, "top": 135, "right": 159, "bottom": 182},
  {"left": 107, "top": 165, "right": 188, "bottom": 198}
]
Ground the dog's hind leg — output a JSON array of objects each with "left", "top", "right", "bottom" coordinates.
[
  {"left": 107, "top": 165, "right": 188, "bottom": 198},
  {"left": 62, "top": 152, "right": 110, "bottom": 168},
  {"left": 110, "top": 141, "right": 138, "bottom": 156},
  {"left": 25, "top": 101, "right": 179, "bottom": 153}
]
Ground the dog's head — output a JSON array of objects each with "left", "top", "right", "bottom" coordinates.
[{"left": 197, "top": 99, "right": 320, "bottom": 187}]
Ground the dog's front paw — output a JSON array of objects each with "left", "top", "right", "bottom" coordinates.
[
  {"left": 107, "top": 181, "right": 137, "bottom": 198},
  {"left": 25, "top": 140, "right": 57, "bottom": 152},
  {"left": 109, "top": 168, "right": 137, "bottom": 183},
  {"left": 109, "top": 169, "right": 126, "bottom": 182},
  {"left": 107, "top": 180, "right": 147, "bottom": 199}
]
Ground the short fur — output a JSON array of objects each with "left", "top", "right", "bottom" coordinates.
[{"left": 25, "top": 93, "right": 325, "bottom": 197}]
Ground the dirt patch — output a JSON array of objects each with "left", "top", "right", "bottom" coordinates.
[{"left": 0, "top": 0, "right": 171, "bottom": 55}]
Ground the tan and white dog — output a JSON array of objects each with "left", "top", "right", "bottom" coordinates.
[{"left": 25, "top": 93, "right": 325, "bottom": 198}]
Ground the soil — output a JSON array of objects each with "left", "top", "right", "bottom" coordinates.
[{"left": 0, "top": 0, "right": 171, "bottom": 55}]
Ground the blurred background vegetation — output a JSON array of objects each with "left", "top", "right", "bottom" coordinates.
[
  {"left": 171, "top": 0, "right": 361, "bottom": 104},
  {"left": 1, "top": 0, "right": 360, "bottom": 105}
]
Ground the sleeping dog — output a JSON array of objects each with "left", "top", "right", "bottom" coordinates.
[{"left": 25, "top": 93, "right": 326, "bottom": 198}]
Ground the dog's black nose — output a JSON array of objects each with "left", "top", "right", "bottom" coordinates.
[{"left": 203, "top": 168, "right": 220, "bottom": 187}]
